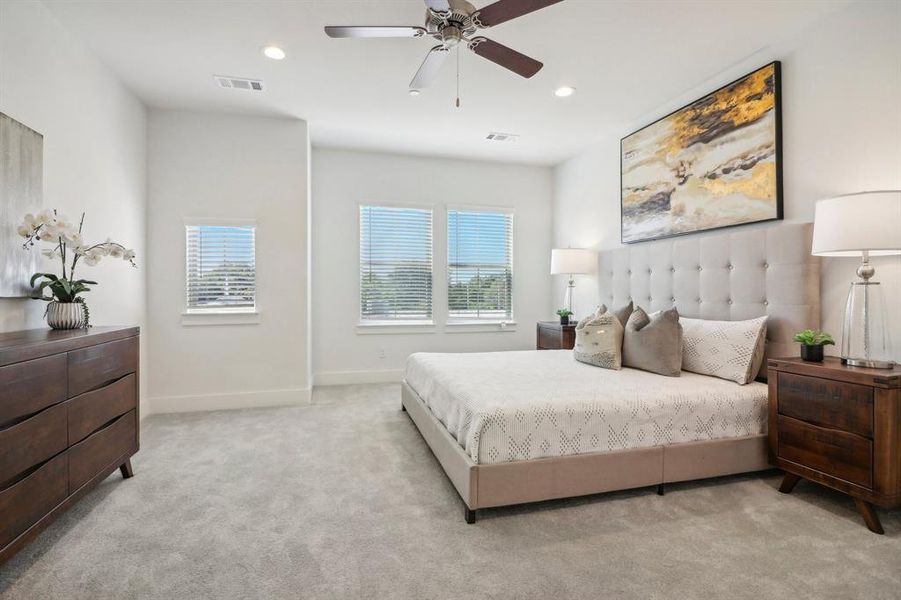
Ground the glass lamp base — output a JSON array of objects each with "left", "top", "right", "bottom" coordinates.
[
  {"left": 841, "top": 279, "right": 895, "bottom": 369},
  {"left": 842, "top": 357, "right": 897, "bottom": 369}
]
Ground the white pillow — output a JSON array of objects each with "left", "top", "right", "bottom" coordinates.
[
  {"left": 574, "top": 311, "right": 623, "bottom": 370},
  {"left": 680, "top": 316, "right": 768, "bottom": 384}
]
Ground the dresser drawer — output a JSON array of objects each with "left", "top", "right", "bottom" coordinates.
[
  {"left": 0, "top": 354, "right": 67, "bottom": 427},
  {"left": 69, "top": 409, "right": 137, "bottom": 491},
  {"left": 0, "top": 403, "right": 68, "bottom": 488},
  {"left": 778, "top": 415, "right": 872, "bottom": 488},
  {"left": 0, "top": 453, "right": 68, "bottom": 549},
  {"left": 778, "top": 372, "right": 873, "bottom": 437},
  {"left": 68, "top": 336, "right": 138, "bottom": 398},
  {"left": 68, "top": 374, "right": 137, "bottom": 445}
]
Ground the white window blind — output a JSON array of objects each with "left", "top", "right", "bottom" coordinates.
[
  {"left": 447, "top": 208, "right": 513, "bottom": 321},
  {"left": 186, "top": 224, "right": 256, "bottom": 311},
  {"left": 360, "top": 205, "right": 433, "bottom": 322}
]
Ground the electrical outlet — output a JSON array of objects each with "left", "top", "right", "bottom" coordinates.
[{"left": 378, "top": 347, "right": 386, "bottom": 359}]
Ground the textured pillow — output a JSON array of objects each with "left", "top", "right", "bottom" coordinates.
[
  {"left": 681, "top": 316, "right": 768, "bottom": 384},
  {"left": 597, "top": 301, "right": 633, "bottom": 328},
  {"left": 574, "top": 312, "right": 623, "bottom": 370},
  {"left": 622, "top": 307, "right": 683, "bottom": 377}
]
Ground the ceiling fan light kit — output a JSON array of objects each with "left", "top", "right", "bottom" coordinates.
[{"left": 325, "top": 0, "right": 564, "bottom": 103}]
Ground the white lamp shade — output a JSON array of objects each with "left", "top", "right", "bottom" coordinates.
[
  {"left": 550, "top": 248, "right": 596, "bottom": 275},
  {"left": 812, "top": 191, "right": 901, "bottom": 257}
]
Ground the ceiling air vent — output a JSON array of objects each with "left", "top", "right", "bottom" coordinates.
[
  {"left": 215, "top": 76, "right": 265, "bottom": 92},
  {"left": 486, "top": 132, "right": 519, "bottom": 142}
]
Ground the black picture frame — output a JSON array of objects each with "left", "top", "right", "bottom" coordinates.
[{"left": 620, "top": 61, "right": 783, "bottom": 244}]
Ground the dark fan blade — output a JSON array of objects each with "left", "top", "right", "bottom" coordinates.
[
  {"left": 468, "top": 37, "right": 543, "bottom": 78},
  {"left": 410, "top": 45, "right": 450, "bottom": 89},
  {"left": 475, "top": 0, "right": 564, "bottom": 27},
  {"left": 424, "top": 0, "right": 451, "bottom": 12},
  {"left": 325, "top": 26, "right": 426, "bottom": 38}
]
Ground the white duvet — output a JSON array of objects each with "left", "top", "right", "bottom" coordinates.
[{"left": 405, "top": 350, "right": 767, "bottom": 465}]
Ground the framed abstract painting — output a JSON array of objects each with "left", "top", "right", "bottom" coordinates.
[
  {"left": 0, "top": 113, "right": 43, "bottom": 298},
  {"left": 621, "top": 62, "right": 782, "bottom": 244}
]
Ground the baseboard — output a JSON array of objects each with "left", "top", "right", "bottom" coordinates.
[
  {"left": 314, "top": 369, "right": 404, "bottom": 386},
  {"left": 149, "top": 387, "right": 312, "bottom": 415}
]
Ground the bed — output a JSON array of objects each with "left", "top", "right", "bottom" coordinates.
[{"left": 401, "top": 224, "right": 820, "bottom": 522}]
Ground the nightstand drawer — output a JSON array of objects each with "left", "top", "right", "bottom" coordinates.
[
  {"left": 777, "top": 372, "right": 873, "bottom": 437},
  {"left": 537, "top": 325, "right": 561, "bottom": 349},
  {"left": 778, "top": 415, "right": 872, "bottom": 488}
]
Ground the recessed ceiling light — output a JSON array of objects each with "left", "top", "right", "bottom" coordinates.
[
  {"left": 554, "top": 86, "right": 576, "bottom": 98},
  {"left": 409, "top": 89, "right": 421, "bottom": 97},
  {"left": 262, "top": 46, "right": 286, "bottom": 60}
]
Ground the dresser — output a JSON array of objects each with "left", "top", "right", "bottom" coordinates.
[
  {"left": 536, "top": 321, "right": 576, "bottom": 350},
  {"left": 0, "top": 326, "right": 139, "bottom": 564},
  {"left": 767, "top": 357, "right": 901, "bottom": 534}
]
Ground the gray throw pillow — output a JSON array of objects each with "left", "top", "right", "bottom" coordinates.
[
  {"left": 597, "top": 300, "right": 634, "bottom": 328},
  {"left": 622, "top": 307, "right": 683, "bottom": 377},
  {"left": 574, "top": 312, "right": 623, "bottom": 370}
]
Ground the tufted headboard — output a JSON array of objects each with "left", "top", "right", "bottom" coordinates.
[{"left": 598, "top": 223, "right": 820, "bottom": 368}]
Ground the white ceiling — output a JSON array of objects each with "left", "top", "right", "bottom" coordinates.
[{"left": 45, "top": 0, "right": 846, "bottom": 166}]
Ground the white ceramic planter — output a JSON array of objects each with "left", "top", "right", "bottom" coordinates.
[{"left": 46, "top": 301, "right": 86, "bottom": 330}]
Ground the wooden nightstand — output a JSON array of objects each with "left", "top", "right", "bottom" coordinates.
[
  {"left": 768, "top": 357, "right": 901, "bottom": 534},
  {"left": 536, "top": 321, "right": 576, "bottom": 350}
]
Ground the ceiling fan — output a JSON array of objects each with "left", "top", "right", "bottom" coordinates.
[{"left": 325, "top": 0, "right": 564, "bottom": 93}]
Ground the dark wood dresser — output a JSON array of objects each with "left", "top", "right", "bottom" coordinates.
[
  {"left": 536, "top": 321, "right": 576, "bottom": 350},
  {"left": 0, "top": 326, "right": 139, "bottom": 563},
  {"left": 768, "top": 357, "right": 901, "bottom": 534}
]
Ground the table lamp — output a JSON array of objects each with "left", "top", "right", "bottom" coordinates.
[
  {"left": 812, "top": 190, "right": 901, "bottom": 368},
  {"left": 550, "top": 248, "right": 596, "bottom": 314}
]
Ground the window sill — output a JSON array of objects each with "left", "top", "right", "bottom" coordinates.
[
  {"left": 356, "top": 321, "right": 435, "bottom": 335},
  {"left": 445, "top": 320, "right": 517, "bottom": 333},
  {"left": 181, "top": 310, "right": 261, "bottom": 327}
]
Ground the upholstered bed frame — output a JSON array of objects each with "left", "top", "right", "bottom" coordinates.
[{"left": 402, "top": 223, "right": 820, "bottom": 522}]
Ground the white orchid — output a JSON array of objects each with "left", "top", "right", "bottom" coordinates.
[
  {"left": 19, "top": 209, "right": 138, "bottom": 318},
  {"left": 65, "top": 231, "right": 84, "bottom": 247}
]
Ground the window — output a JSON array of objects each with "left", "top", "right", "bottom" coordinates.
[
  {"left": 447, "top": 208, "right": 513, "bottom": 321},
  {"left": 359, "top": 205, "right": 433, "bottom": 322},
  {"left": 185, "top": 224, "right": 256, "bottom": 312}
]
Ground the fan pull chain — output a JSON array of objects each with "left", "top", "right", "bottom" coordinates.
[{"left": 456, "top": 45, "right": 461, "bottom": 108}]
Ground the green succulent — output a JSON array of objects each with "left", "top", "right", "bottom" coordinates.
[
  {"left": 556, "top": 308, "right": 574, "bottom": 317},
  {"left": 793, "top": 329, "right": 835, "bottom": 347}
]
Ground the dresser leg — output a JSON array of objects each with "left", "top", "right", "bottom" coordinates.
[
  {"left": 853, "top": 499, "right": 884, "bottom": 535},
  {"left": 119, "top": 458, "right": 134, "bottom": 479},
  {"left": 778, "top": 472, "right": 801, "bottom": 494},
  {"left": 656, "top": 483, "right": 665, "bottom": 496},
  {"left": 464, "top": 507, "right": 476, "bottom": 524}
]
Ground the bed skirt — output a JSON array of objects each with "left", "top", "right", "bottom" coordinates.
[{"left": 402, "top": 381, "right": 770, "bottom": 520}]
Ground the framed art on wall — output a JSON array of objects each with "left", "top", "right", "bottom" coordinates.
[
  {"left": 620, "top": 61, "right": 782, "bottom": 244},
  {"left": 0, "top": 113, "right": 44, "bottom": 297}
]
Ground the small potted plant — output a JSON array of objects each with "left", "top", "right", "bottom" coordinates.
[
  {"left": 793, "top": 329, "right": 835, "bottom": 362},
  {"left": 556, "top": 308, "right": 573, "bottom": 326},
  {"left": 18, "top": 210, "right": 136, "bottom": 330}
]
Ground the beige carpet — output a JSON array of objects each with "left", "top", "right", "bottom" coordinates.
[{"left": 2, "top": 383, "right": 899, "bottom": 600}]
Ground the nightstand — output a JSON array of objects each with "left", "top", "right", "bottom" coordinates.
[
  {"left": 768, "top": 357, "right": 901, "bottom": 534},
  {"left": 536, "top": 321, "right": 576, "bottom": 350}
]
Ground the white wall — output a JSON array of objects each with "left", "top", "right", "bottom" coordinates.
[
  {"left": 147, "top": 110, "right": 311, "bottom": 412},
  {"left": 312, "top": 148, "right": 553, "bottom": 384},
  {"left": 552, "top": 0, "right": 901, "bottom": 362},
  {"left": 0, "top": 1, "right": 148, "bottom": 408}
]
